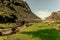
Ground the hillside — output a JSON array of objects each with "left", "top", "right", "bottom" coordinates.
[
  {"left": 0, "top": 22, "right": 59, "bottom": 40},
  {"left": 45, "top": 11, "right": 60, "bottom": 22},
  {"left": 0, "top": 0, "right": 41, "bottom": 23}
]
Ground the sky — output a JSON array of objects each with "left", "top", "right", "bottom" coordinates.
[{"left": 25, "top": 0, "right": 60, "bottom": 20}]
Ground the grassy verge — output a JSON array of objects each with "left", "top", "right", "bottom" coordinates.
[{"left": 0, "top": 22, "right": 60, "bottom": 40}]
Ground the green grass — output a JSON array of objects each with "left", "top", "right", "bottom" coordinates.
[{"left": 0, "top": 22, "right": 60, "bottom": 40}]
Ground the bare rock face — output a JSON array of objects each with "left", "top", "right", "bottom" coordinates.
[
  {"left": 0, "top": 0, "right": 41, "bottom": 23},
  {"left": 45, "top": 11, "right": 60, "bottom": 22}
]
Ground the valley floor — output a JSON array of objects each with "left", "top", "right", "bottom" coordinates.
[{"left": 0, "top": 22, "right": 60, "bottom": 40}]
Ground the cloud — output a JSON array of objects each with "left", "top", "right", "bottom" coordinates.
[{"left": 34, "top": 10, "right": 51, "bottom": 20}]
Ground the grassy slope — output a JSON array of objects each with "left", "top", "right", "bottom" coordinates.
[
  {"left": 0, "top": 22, "right": 60, "bottom": 40},
  {"left": 0, "top": 23, "right": 17, "bottom": 28}
]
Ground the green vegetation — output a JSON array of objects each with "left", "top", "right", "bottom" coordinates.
[
  {"left": 0, "top": 12, "right": 4, "bottom": 15},
  {"left": 0, "top": 22, "right": 60, "bottom": 40},
  {"left": 0, "top": 23, "right": 17, "bottom": 28}
]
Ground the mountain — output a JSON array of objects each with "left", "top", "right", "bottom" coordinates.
[
  {"left": 0, "top": 0, "right": 41, "bottom": 23},
  {"left": 45, "top": 11, "right": 60, "bottom": 22}
]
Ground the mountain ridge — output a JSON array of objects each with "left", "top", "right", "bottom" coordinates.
[
  {"left": 0, "top": 0, "right": 41, "bottom": 23},
  {"left": 45, "top": 11, "right": 60, "bottom": 22}
]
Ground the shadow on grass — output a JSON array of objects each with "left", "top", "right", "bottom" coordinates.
[{"left": 21, "top": 29, "right": 60, "bottom": 40}]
